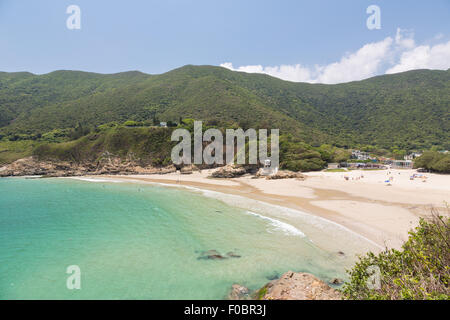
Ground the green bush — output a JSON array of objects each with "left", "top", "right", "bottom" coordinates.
[
  {"left": 123, "top": 120, "right": 144, "bottom": 127},
  {"left": 342, "top": 212, "right": 450, "bottom": 300},
  {"left": 414, "top": 151, "right": 450, "bottom": 173},
  {"left": 33, "top": 126, "right": 174, "bottom": 166}
]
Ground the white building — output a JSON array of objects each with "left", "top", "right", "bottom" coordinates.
[
  {"left": 404, "top": 152, "right": 422, "bottom": 160},
  {"left": 351, "top": 150, "right": 370, "bottom": 161}
]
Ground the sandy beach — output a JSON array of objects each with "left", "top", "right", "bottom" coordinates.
[{"left": 85, "top": 168, "right": 449, "bottom": 250}]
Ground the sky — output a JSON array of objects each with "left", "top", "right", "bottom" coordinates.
[{"left": 0, "top": 0, "right": 449, "bottom": 83}]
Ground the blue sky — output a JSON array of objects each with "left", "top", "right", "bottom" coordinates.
[{"left": 1, "top": 0, "right": 449, "bottom": 82}]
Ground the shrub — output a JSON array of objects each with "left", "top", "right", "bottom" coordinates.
[
  {"left": 342, "top": 210, "right": 449, "bottom": 300},
  {"left": 414, "top": 151, "right": 450, "bottom": 173}
]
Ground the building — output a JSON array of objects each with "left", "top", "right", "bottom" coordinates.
[
  {"left": 351, "top": 150, "right": 370, "bottom": 161},
  {"left": 391, "top": 160, "right": 413, "bottom": 169},
  {"left": 348, "top": 162, "right": 386, "bottom": 170},
  {"left": 404, "top": 152, "right": 422, "bottom": 160},
  {"left": 260, "top": 159, "right": 278, "bottom": 176},
  {"left": 327, "top": 163, "right": 340, "bottom": 169}
]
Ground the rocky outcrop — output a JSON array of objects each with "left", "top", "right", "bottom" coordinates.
[
  {"left": 257, "top": 271, "right": 342, "bottom": 300},
  {"left": 210, "top": 165, "right": 247, "bottom": 178},
  {"left": 180, "top": 165, "right": 198, "bottom": 174},
  {"left": 0, "top": 157, "right": 177, "bottom": 177},
  {"left": 228, "top": 271, "right": 342, "bottom": 300},
  {"left": 256, "top": 169, "right": 306, "bottom": 180}
]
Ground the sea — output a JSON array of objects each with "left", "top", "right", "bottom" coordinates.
[{"left": 0, "top": 177, "right": 379, "bottom": 299}]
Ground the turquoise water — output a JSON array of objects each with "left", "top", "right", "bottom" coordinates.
[{"left": 0, "top": 177, "right": 358, "bottom": 299}]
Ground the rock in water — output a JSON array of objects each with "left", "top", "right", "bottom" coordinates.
[
  {"left": 330, "top": 278, "right": 343, "bottom": 285},
  {"left": 257, "top": 271, "right": 342, "bottom": 300},
  {"left": 226, "top": 252, "right": 241, "bottom": 258},
  {"left": 228, "top": 284, "right": 251, "bottom": 300},
  {"left": 197, "top": 250, "right": 227, "bottom": 260},
  {"left": 266, "top": 272, "right": 280, "bottom": 281}
]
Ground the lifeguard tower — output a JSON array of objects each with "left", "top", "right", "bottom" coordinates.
[{"left": 261, "top": 159, "right": 278, "bottom": 176}]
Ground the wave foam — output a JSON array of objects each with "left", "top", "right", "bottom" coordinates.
[
  {"left": 64, "top": 177, "right": 125, "bottom": 183},
  {"left": 246, "top": 211, "right": 305, "bottom": 237}
]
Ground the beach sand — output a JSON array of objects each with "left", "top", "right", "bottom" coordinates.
[{"left": 83, "top": 168, "right": 449, "bottom": 250}]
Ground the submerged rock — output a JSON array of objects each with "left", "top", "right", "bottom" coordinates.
[
  {"left": 266, "top": 272, "right": 280, "bottom": 281},
  {"left": 197, "top": 250, "right": 227, "bottom": 260},
  {"left": 228, "top": 284, "right": 251, "bottom": 300},
  {"left": 226, "top": 251, "right": 241, "bottom": 258}
]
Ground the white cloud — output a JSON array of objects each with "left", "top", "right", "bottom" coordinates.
[
  {"left": 314, "top": 37, "right": 393, "bottom": 84},
  {"left": 221, "top": 63, "right": 313, "bottom": 82},
  {"left": 221, "top": 29, "right": 450, "bottom": 84},
  {"left": 386, "top": 41, "right": 450, "bottom": 74}
]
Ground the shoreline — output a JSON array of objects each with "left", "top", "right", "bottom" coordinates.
[{"left": 73, "top": 168, "right": 449, "bottom": 250}]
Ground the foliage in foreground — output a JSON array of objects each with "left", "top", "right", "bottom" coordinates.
[{"left": 342, "top": 211, "right": 449, "bottom": 300}]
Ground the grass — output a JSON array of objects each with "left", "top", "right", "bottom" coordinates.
[
  {"left": 256, "top": 286, "right": 268, "bottom": 300},
  {"left": 0, "top": 140, "right": 36, "bottom": 165},
  {"left": 33, "top": 126, "right": 174, "bottom": 166},
  {"left": 325, "top": 168, "right": 347, "bottom": 172}
]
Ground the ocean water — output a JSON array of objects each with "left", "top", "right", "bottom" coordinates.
[{"left": 0, "top": 177, "right": 375, "bottom": 300}]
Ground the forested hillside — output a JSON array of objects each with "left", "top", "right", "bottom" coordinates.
[{"left": 0, "top": 66, "right": 448, "bottom": 165}]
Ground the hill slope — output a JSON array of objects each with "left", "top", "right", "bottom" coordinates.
[{"left": 0, "top": 66, "right": 448, "bottom": 150}]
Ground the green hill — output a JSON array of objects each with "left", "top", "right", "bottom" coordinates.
[{"left": 0, "top": 65, "right": 449, "bottom": 165}]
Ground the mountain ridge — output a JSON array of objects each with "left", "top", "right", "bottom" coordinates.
[{"left": 0, "top": 65, "right": 448, "bottom": 150}]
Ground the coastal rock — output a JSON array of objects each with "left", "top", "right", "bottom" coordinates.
[
  {"left": 159, "top": 165, "right": 177, "bottom": 174},
  {"left": 0, "top": 157, "right": 177, "bottom": 177},
  {"left": 210, "top": 165, "right": 247, "bottom": 178},
  {"left": 228, "top": 284, "right": 251, "bottom": 300},
  {"left": 256, "top": 169, "right": 306, "bottom": 180},
  {"left": 180, "top": 165, "right": 195, "bottom": 174},
  {"left": 257, "top": 271, "right": 342, "bottom": 300},
  {"left": 329, "top": 278, "right": 343, "bottom": 285}
]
